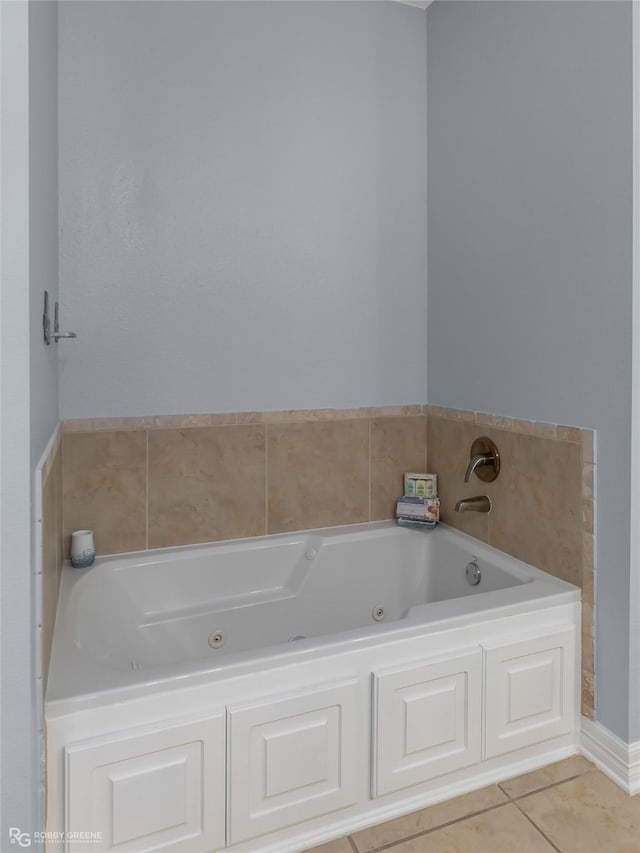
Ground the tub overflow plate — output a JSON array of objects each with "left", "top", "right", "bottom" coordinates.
[{"left": 466, "top": 561, "right": 481, "bottom": 586}]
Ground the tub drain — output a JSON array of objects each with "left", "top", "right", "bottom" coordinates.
[
  {"left": 208, "top": 631, "right": 225, "bottom": 649},
  {"left": 372, "top": 606, "right": 386, "bottom": 622}
]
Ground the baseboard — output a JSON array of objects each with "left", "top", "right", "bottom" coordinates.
[{"left": 580, "top": 717, "right": 640, "bottom": 795}]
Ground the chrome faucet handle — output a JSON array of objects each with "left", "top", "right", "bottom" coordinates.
[
  {"left": 464, "top": 453, "right": 490, "bottom": 482},
  {"left": 464, "top": 437, "right": 500, "bottom": 483}
]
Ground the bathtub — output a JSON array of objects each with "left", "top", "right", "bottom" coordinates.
[{"left": 46, "top": 522, "right": 581, "bottom": 853}]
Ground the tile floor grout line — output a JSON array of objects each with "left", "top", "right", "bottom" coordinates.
[
  {"left": 324, "top": 764, "right": 599, "bottom": 853},
  {"left": 500, "top": 768, "right": 597, "bottom": 803},
  {"left": 511, "top": 798, "right": 563, "bottom": 853},
  {"left": 367, "top": 800, "right": 512, "bottom": 853}
]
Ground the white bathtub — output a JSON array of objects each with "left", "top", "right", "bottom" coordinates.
[
  {"left": 46, "top": 521, "right": 576, "bottom": 711},
  {"left": 46, "top": 522, "right": 581, "bottom": 853}
]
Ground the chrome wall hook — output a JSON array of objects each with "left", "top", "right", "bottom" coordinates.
[{"left": 43, "top": 291, "right": 77, "bottom": 345}]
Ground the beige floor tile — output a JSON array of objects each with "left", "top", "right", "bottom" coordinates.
[
  {"left": 518, "top": 770, "right": 640, "bottom": 853},
  {"left": 499, "top": 756, "right": 594, "bottom": 799},
  {"left": 303, "top": 839, "right": 353, "bottom": 853},
  {"left": 382, "top": 803, "right": 555, "bottom": 853},
  {"left": 351, "top": 785, "right": 508, "bottom": 851}
]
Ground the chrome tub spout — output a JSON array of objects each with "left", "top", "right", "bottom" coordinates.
[{"left": 454, "top": 495, "right": 492, "bottom": 513}]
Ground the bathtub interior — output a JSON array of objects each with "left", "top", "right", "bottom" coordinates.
[{"left": 69, "top": 523, "right": 532, "bottom": 672}]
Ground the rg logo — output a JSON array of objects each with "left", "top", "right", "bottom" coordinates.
[{"left": 9, "top": 828, "right": 31, "bottom": 847}]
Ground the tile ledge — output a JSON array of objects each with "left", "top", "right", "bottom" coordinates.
[{"left": 61, "top": 405, "right": 426, "bottom": 433}]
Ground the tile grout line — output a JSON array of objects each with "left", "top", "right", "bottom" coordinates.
[
  {"left": 510, "top": 799, "right": 563, "bottom": 853},
  {"left": 145, "top": 429, "right": 149, "bottom": 550},
  {"left": 60, "top": 435, "right": 65, "bottom": 555},
  {"left": 350, "top": 768, "right": 598, "bottom": 853},
  {"left": 424, "top": 411, "right": 428, "bottom": 472},
  {"left": 498, "top": 768, "right": 598, "bottom": 853},
  {"left": 368, "top": 800, "right": 512, "bottom": 853},
  {"left": 368, "top": 418, "right": 372, "bottom": 522},
  {"left": 265, "top": 424, "right": 269, "bottom": 536},
  {"left": 499, "top": 768, "right": 596, "bottom": 804},
  {"left": 347, "top": 835, "right": 359, "bottom": 853}
]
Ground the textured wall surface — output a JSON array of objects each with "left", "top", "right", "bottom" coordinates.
[
  {"left": 1, "top": 2, "right": 34, "bottom": 836},
  {"left": 58, "top": 0, "right": 427, "bottom": 419},
  {"left": 427, "top": 0, "right": 633, "bottom": 740},
  {"left": 2, "top": 0, "right": 59, "bottom": 836},
  {"left": 30, "top": 0, "right": 59, "bottom": 470}
]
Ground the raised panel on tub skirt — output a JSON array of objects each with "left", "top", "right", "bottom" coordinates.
[
  {"left": 483, "top": 627, "right": 576, "bottom": 759},
  {"left": 372, "top": 649, "right": 482, "bottom": 798},
  {"left": 227, "top": 680, "right": 358, "bottom": 845},
  {"left": 65, "top": 712, "right": 225, "bottom": 853}
]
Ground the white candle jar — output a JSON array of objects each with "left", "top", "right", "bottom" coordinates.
[{"left": 70, "top": 530, "right": 96, "bottom": 568}]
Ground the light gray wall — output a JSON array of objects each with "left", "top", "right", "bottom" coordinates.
[
  {"left": 427, "top": 1, "right": 634, "bottom": 741},
  {"left": 1, "top": 0, "right": 58, "bottom": 837},
  {"left": 30, "top": 0, "right": 59, "bottom": 468},
  {"left": 29, "top": 0, "right": 60, "bottom": 825},
  {"left": 58, "top": 0, "right": 427, "bottom": 420},
  {"left": 1, "top": 2, "right": 34, "bottom": 838}
]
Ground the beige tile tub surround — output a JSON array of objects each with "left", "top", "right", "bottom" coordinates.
[
  {"left": 61, "top": 408, "right": 426, "bottom": 552},
  {"left": 425, "top": 417, "right": 490, "bottom": 542},
  {"left": 41, "top": 435, "right": 63, "bottom": 690},
  {"left": 370, "top": 416, "right": 427, "bottom": 521},
  {"left": 426, "top": 406, "right": 596, "bottom": 719},
  {"left": 267, "top": 419, "right": 370, "bottom": 533},
  {"left": 487, "top": 431, "right": 582, "bottom": 587},
  {"left": 148, "top": 425, "right": 266, "bottom": 548},
  {"left": 62, "top": 430, "right": 147, "bottom": 556},
  {"left": 426, "top": 412, "right": 583, "bottom": 583},
  {"left": 62, "top": 405, "right": 425, "bottom": 432}
]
